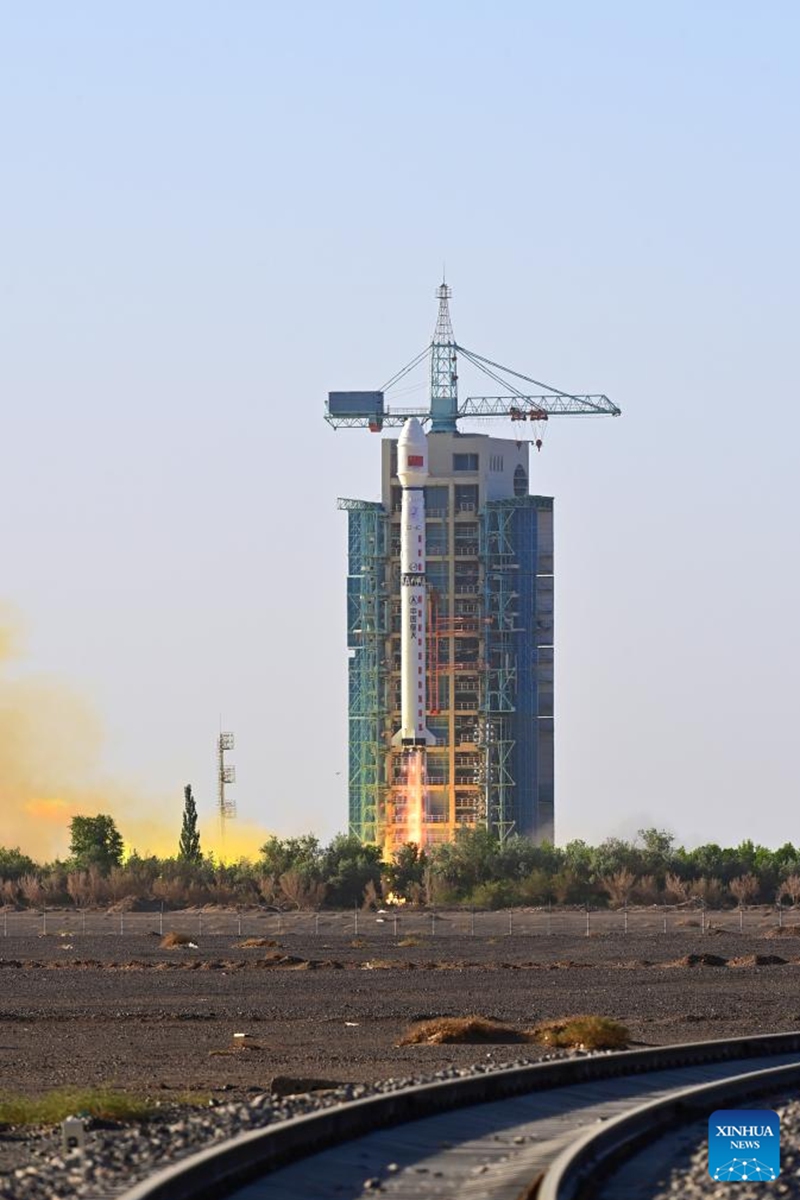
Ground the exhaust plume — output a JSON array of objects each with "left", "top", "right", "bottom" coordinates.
[{"left": 0, "top": 609, "right": 269, "bottom": 863}]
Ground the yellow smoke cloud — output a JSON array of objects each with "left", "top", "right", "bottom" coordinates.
[{"left": 0, "top": 608, "right": 270, "bottom": 864}]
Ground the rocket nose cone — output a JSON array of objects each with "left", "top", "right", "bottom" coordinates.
[
  {"left": 398, "top": 417, "right": 427, "bottom": 454},
  {"left": 398, "top": 417, "right": 428, "bottom": 485}
]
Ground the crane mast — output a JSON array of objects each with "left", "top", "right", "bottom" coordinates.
[{"left": 429, "top": 282, "right": 459, "bottom": 433}]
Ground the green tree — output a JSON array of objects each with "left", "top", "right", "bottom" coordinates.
[
  {"left": 0, "top": 846, "right": 38, "bottom": 880},
  {"left": 258, "top": 834, "right": 323, "bottom": 881},
  {"left": 178, "top": 785, "right": 202, "bottom": 863},
  {"left": 68, "top": 814, "right": 124, "bottom": 876},
  {"left": 383, "top": 842, "right": 427, "bottom": 900},
  {"left": 590, "top": 837, "right": 640, "bottom": 881},
  {"left": 430, "top": 827, "right": 501, "bottom": 897},
  {"left": 637, "top": 828, "right": 675, "bottom": 862},
  {"left": 320, "top": 834, "right": 383, "bottom": 907}
]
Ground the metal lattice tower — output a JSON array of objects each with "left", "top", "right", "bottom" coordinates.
[
  {"left": 430, "top": 283, "right": 459, "bottom": 433},
  {"left": 217, "top": 731, "right": 236, "bottom": 843}
]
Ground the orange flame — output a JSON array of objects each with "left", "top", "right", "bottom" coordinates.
[{"left": 385, "top": 750, "right": 427, "bottom": 855}]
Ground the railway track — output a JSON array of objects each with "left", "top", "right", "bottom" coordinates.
[{"left": 119, "top": 1032, "right": 800, "bottom": 1200}]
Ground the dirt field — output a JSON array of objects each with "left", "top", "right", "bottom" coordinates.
[{"left": 2, "top": 916, "right": 800, "bottom": 1102}]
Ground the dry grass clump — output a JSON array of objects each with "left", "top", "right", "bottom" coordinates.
[
  {"left": 234, "top": 937, "right": 280, "bottom": 948},
  {"left": 728, "top": 954, "right": 787, "bottom": 967},
  {"left": 399, "top": 1015, "right": 529, "bottom": 1045},
  {"left": 261, "top": 953, "right": 306, "bottom": 968},
  {"left": 397, "top": 936, "right": 423, "bottom": 948},
  {"left": 530, "top": 1015, "right": 630, "bottom": 1050},
  {"left": 400, "top": 1013, "right": 630, "bottom": 1050},
  {"left": 765, "top": 925, "right": 800, "bottom": 938},
  {"left": 160, "top": 931, "right": 195, "bottom": 949},
  {"left": 664, "top": 953, "right": 727, "bottom": 968}
]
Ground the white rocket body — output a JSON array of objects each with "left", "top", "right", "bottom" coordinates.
[{"left": 392, "top": 418, "right": 436, "bottom": 748}]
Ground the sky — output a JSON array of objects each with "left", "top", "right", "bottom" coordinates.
[{"left": 1, "top": 1, "right": 798, "bottom": 859}]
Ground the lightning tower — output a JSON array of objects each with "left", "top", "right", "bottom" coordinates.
[{"left": 217, "top": 731, "right": 236, "bottom": 846}]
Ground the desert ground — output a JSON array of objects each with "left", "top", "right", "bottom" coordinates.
[{"left": 1, "top": 907, "right": 799, "bottom": 1109}]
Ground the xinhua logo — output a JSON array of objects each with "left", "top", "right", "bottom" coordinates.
[{"left": 708, "top": 1109, "right": 780, "bottom": 1181}]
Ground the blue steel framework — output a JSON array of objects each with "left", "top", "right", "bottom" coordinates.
[
  {"left": 480, "top": 496, "right": 554, "bottom": 842},
  {"left": 339, "top": 498, "right": 388, "bottom": 843},
  {"left": 341, "top": 489, "right": 554, "bottom": 846}
]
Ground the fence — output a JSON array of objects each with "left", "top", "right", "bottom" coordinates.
[{"left": 1, "top": 904, "right": 796, "bottom": 940}]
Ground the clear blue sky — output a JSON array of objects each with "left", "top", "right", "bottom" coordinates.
[{"left": 1, "top": 1, "right": 798, "bottom": 858}]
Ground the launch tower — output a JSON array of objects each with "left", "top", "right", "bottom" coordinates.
[{"left": 328, "top": 285, "right": 619, "bottom": 849}]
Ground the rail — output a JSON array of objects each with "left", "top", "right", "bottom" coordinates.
[{"left": 117, "top": 1032, "right": 800, "bottom": 1200}]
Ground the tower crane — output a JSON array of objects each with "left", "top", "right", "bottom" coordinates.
[{"left": 326, "top": 282, "right": 621, "bottom": 437}]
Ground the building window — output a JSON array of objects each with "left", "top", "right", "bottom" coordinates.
[
  {"left": 425, "top": 486, "right": 448, "bottom": 515},
  {"left": 453, "top": 453, "right": 479, "bottom": 472},
  {"left": 425, "top": 524, "right": 448, "bottom": 556},
  {"left": 513, "top": 464, "right": 528, "bottom": 497},
  {"left": 489, "top": 454, "right": 504, "bottom": 472},
  {"left": 455, "top": 484, "right": 478, "bottom": 512}
]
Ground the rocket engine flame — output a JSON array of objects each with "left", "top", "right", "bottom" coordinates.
[
  {"left": 404, "top": 749, "right": 425, "bottom": 846},
  {"left": 387, "top": 749, "right": 427, "bottom": 852}
]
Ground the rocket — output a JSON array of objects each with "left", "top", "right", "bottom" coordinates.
[{"left": 392, "top": 418, "right": 436, "bottom": 748}]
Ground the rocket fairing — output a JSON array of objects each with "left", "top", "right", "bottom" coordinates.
[{"left": 392, "top": 418, "right": 436, "bottom": 749}]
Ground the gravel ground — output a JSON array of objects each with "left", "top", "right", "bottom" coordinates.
[
  {"left": 1, "top": 1057, "right": 572, "bottom": 1200},
  {"left": 1, "top": 925, "right": 799, "bottom": 1198}
]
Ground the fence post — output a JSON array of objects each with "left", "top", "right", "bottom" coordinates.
[
  {"left": 42, "top": 907, "right": 47, "bottom": 935},
  {"left": 585, "top": 907, "right": 590, "bottom": 937},
  {"left": 624, "top": 902, "right": 628, "bottom": 936},
  {"left": 470, "top": 907, "right": 475, "bottom": 936},
  {"left": 159, "top": 905, "right": 164, "bottom": 937},
  {"left": 198, "top": 911, "right": 203, "bottom": 938},
  {"left": 3, "top": 909, "right": 6, "bottom": 937},
  {"left": 430, "top": 910, "right": 436, "bottom": 937},
  {"left": 663, "top": 906, "right": 667, "bottom": 935},
  {"left": 315, "top": 912, "right": 320, "bottom": 936},
  {"left": 238, "top": 909, "right": 242, "bottom": 937},
  {"left": 739, "top": 905, "right": 744, "bottom": 934},
  {"left": 393, "top": 912, "right": 398, "bottom": 937},
  {"left": 779, "top": 902, "right": 783, "bottom": 930},
  {"left": 547, "top": 902, "right": 552, "bottom": 937},
  {"left": 353, "top": 904, "right": 358, "bottom": 937},
  {"left": 701, "top": 904, "right": 706, "bottom": 935},
  {"left": 120, "top": 911, "right": 124, "bottom": 936}
]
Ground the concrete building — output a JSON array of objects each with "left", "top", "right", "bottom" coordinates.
[{"left": 342, "top": 430, "right": 554, "bottom": 849}]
